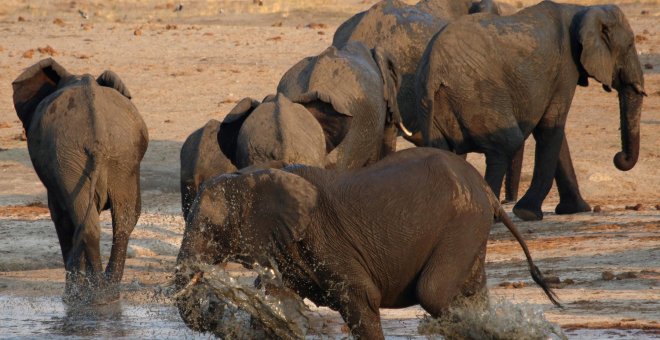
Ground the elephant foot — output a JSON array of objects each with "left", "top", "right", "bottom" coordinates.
[
  {"left": 512, "top": 203, "right": 543, "bottom": 221},
  {"left": 555, "top": 198, "right": 591, "bottom": 215},
  {"left": 500, "top": 199, "right": 516, "bottom": 205}
]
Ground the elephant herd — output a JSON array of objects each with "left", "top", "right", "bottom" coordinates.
[{"left": 11, "top": 0, "right": 644, "bottom": 338}]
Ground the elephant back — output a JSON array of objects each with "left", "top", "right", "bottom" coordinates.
[
  {"left": 236, "top": 94, "right": 326, "bottom": 169},
  {"left": 277, "top": 42, "right": 388, "bottom": 169},
  {"left": 278, "top": 42, "right": 382, "bottom": 118}
]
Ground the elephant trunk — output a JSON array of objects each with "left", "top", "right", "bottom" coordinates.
[{"left": 613, "top": 85, "right": 643, "bottom": 171}]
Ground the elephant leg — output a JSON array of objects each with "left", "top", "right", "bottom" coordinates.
[
  {"left": 64, "top": 200, "right": 102, "bottom": 303},
  {"left": 416, "top": 228, "right": 488, "bottom": 318},
  {"left": 105, "top": 172, "right": 141, "bottom": 290},
  {"left": 484, "top": 151, "right": 511, "bottom": 199},
  {"left": 48, "top": 192, "right": 74, "bottom": 267},
  {"left": 459, "top": 243, "right": 488, "bottom": 299},
  {"left": 554, "top": 135, "right": 591, "bottom": 214},
  {"left": 504, "top": 145, "right": 524, "bottom": 203},
  {"left": 513, "top": 126, "right": 565, "bottom": 221},
  {"left": 337, "top": 282, "right": 384, "bottom": 340},
  {"left": 48, "top": 192, "right": 81, "bottom": 301}
]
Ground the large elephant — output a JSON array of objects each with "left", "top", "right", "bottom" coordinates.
[
  {"left": 333, "top": 0, "right": 500, "bottom": 135},
  {"left": 277, "top": 41, "right": 404, "bottom": 169},
  {"left": 415, "top": 2, "right": 645, "bottom": 221},
  {"left": 175, "top": 147, "right": 559, "bottom": 339},
  {"left": 12, "top": 58, "right": 148, "bottom": 303}
]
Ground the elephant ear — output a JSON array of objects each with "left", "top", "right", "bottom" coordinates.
[
  {"left": 12, "top": 58, "right": 71, "bottom": 130},
  {"left": 218, "top": 97, "right": 261, "bottom": 164},
  {"left": 578, "top": 7, "right": 618, "bottom": 90},
  {"left": 97, "top": 70, "right": 132, "bottom": 99},
  {"left": 249, "top": 169, "right": 318, "bottom": 247},
  {"left": 372, "top": 46, "right": 402, "bottom": 125}
]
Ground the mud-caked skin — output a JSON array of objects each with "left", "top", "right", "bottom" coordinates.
[
  {"left": 12, "top": 58, "right": 148, "bottom": 304},
  {"left": 176, "top": 148, "right": 559, "bottom": 340},
  {"left": 415, "top": 1, "right": 645, "bottom": 220},
  {"left": 333, "top": 0, "right": 500, "bottom": 135},
  {"left": 277, "top": 41, "right": 403, "bottom": 169}
]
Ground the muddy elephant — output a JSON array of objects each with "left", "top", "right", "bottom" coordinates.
[
  {"left": 180, "top": 119, "right": 237, "bottom": 220},
  {"left": 416, "top": 2, "right": 645, "bottom": 221},
  {"left": 175, "top": 147, "right": 559, "bottom": 339},
  {"left": 180, "top": 94, "right": 325, "bottom": 218},
  {"left": 12, "top": 58, "right": 148, "bottom": 303},
  {"left": 333, "top": 0, "right": 500, "bottom": 135},
  {"left": 277, "top": 41, "right": 405, "bottom": 169}
]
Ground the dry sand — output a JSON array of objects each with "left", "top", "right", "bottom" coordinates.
[{"left": 0, "top": 0, "right": 658, "bottom": 338}]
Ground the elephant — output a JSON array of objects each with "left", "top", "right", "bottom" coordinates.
[
  {"left": 220, "top": 94, "right": 327, "bottom": 169},
  {"left": 12, "top": 58, "right": 148, "bottom": 303},
  {"left": 175, "top": 147, "right": 560, "bottom": 339},
  {"left": 180, "top": 94, "right": 325, "bottom": 219},
  {"left": 415, "top": 1, "right": 645, "bottom": 221},
  {"left": 277, "top": 41, "right": 405, "bottom": 169},
  {"left": 333, "top": 0, "right": 501, "bottom": 136},
  {"left": 180, "top": 119, "right": 237, "bottom": 220}
]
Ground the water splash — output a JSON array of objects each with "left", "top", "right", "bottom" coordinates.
[
  {"left": 418, "top": 294, "right": 567, "bottom": 340},
  {"left": 174, "top": 262, "right": 310, "bottom": 339}
]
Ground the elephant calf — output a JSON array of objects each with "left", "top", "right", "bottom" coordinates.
[
  {"left": 13, "top": 58, "right": 148, "bottom": 304},
  {"left": 180, "top": 94, "right": 326, "bottom": 218},
  {"left": 176, "top": 147, "right": 559, "bottom": 339}
]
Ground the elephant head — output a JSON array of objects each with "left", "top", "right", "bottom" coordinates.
[
  {"left": 13, "top": 58, "right": 133, "bottom": 133},
  {"left": 575, "top": 6, "right": 646, "bottom": 171},
  {"left": 278, "top": 42, "right": 403, "bottom": 168},
  {"left": 175, "top": 169, "right": 318, "bottom": 287},
  {"left": 217, "top": 95, "right": 326, "bottom": 169}
]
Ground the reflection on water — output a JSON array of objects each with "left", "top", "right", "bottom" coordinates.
[
  {"left": 0, "top": 296, "right": 203, "bottom": 339},
  {"left": 0, "top": 295, "right": 657, "bottom": 339}
]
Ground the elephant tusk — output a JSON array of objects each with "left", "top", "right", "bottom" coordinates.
[{"left": 396, "top": 122, "right": 413, "bottom": 137}]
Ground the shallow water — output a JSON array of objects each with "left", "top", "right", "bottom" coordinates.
[
  {"left": 0, "top": 295, "right": 204, "bottom": 339},
  {"left": 0, "top": 295, "right": 657, "bottom": 339}
]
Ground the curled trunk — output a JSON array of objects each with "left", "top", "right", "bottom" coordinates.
[{"left": 613, "top": 86, "right": 643, "bottom": 171}]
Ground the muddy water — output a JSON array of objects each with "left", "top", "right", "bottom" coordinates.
[{"left": 0, "top": 294, "right": 656, "bottom": 339}]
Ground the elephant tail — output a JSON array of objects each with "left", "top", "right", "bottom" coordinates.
[
  {"left": 79, "top": 145, "right": 101, "bottom": 232},
  {"left": 497, "top": 207, "right": 562, "bottom": 307}
]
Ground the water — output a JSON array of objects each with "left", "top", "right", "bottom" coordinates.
[
  {"left": 174, "top": 262, "right": 311, "bottom": 339},
  {"left": 0, "top": 295, "right": 206, "bottom": 339},
  {"left": 0, "top": 295, "right": 657, "bottom": 339}
]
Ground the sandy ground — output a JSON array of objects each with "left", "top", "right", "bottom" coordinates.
[{"left": 0, "top": 0, "right": 658, "bottom": 338}]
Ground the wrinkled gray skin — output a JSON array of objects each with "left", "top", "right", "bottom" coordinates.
[
  {"left": 333, "top": 0, "right": 501, "bottom": 134},
  {"left": 278, "top": 41, "right": 402, "bottom": 169},
  {"left": 235, "top": 94, "right": 326, "bottom": 169},
  {"left": 217, "top": 94, "right": 326, "bottom": 170},
  {"left": 13, "top": 58, "right": 148, "bottom": 304},
  {"left": 181, "top": 94, "right": 326, "bottom": 218},
  {"left": 176, "top": 148, "right": 559, "bottom": 339},
  {"left": 416, "top": 1, "right": 645, "bottom": 221},
  {"left": 180, "top": 119, "right": 237, "bottom": 220}
]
